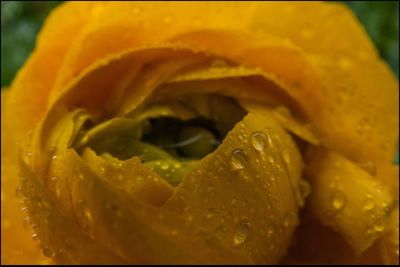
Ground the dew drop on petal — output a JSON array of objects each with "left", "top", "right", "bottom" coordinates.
[
  {"left": 251, "top": 132, "right": 267, "bottom": 152},
  {"left": 283, "top": 211, "right": 296, "bottom": 228},
  {"left": 295, "top": 191, "right": 305, "bottom": 208},
  {"left": 43, "top": 246, "right": 56, "bottom": 258},
  {"left": 331, "top": 191, "right": 346, "bottom": 211},
  {"left": 23, "top": 151, "right": 32, "bottom": 164},
  {"left": 267, "top": 228, "right": 275, "bottom": 238},
  {"left": 230, "top": 149, "right": 248, "bottom": 171},
  {"left": 373, "top": 219, "right": 385, "bottom": 233},
  {"left": 32, "top": 233, "right": 39, "bottom": 241},
  {"left": 233, "top": 219, "right": 251, "bottom": 246},
  {"left": 299, "top": 179, "right": 311, "bottom": 199},
  {"left": 282, "top": 151, "right": 291, "bottom": 165},
  {"left": 22, "top": 216, "right": 31, "bottom": 229},
  {"left": 15, "top": 186, "right": 23, "bottom": 198},
  {"left": 84, "top": 209, "right": 93, "bottom": 223},
  {"left": 160, "top": 162, "right": 170, "bottom": 170},
  {"left": 77, "top": 172, "right": 84, "bottom": 180},
  {"left": 363, "top": 198, "right": 375, "bottom": 211},
  {"left": 173, "top": 162, "right": 182, "bottom": 169}
]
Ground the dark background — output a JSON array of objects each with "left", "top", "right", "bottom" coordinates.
[{"left": 1, "top": 1, "right": 399, "bottom": 87}]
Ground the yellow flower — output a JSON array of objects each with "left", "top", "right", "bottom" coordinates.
[{"left": 1, "top": 1, "right": 398, "bottom": 264}]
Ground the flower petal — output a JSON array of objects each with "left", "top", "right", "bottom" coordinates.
[
  {"left": 306, "top": 150, "right": 395, "bottom": 254},
  {"left": 165, "top": 111, "right": 304, "bottom": 263}
]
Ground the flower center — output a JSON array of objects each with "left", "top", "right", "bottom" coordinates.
[{"left": 73, "top": 94, "right": 246, "bottom": 185}]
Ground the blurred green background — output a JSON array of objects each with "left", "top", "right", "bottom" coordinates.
[{"left": 1, "top": 1, "right": 399, "bottom": 87}]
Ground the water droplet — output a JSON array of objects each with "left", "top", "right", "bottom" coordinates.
[
  {"left": 230, "top": 149, "right": 247, "bottom": 171},
  {"left": 363, "top": 198, "right": 375, "bottom": 211},
  {"left": 267, "top": 228, "right": 275, "bottom": 238},
  {"left": 22, "top": 217, "right": 31, "bottom": 229},
  {"left": 186, "top": 215, "right": 193, "bottom": 222},
  {"left": 233, "top": 219, "right": 251, "bottom": 246},
  {"left": 173, "top": 162, "right": 181, "bottom": 168},
  {"left": 299, "top": 179, "right": 311, "bottom": 199},
  {"left": 24, "top": 216, "right": 31, "bottom": 225},
  {"left": 282, "top": 151, "right": 291, "bottom": 165},
  {"left": 366, "top": 226, "right": 374, "bottom": 235},
  {"left": 51, "top": 154, "right": 57, "bottom": 160},
  {"left": 77, "top": 172, "right": 84, "bottom": 180},
  {"left": 283, "top": 212, "right": 296, "bottom": 228},
  {"left": 42, "top": 246, "right": 56, "bottom": 257},
  {"left": 206, "top": 208, "right": 216, "bottom": 219},
  {"left": 32, "top": 233, "right": 39, "bottom": 241},
  {"left": 295, "top": 191, "right": 305, "bottom": 208},
  {"left": 15, "top": 186, "right": 23, "bottom": 198},
  {"left": 160, "top": 162, "right": 169, "bottom": 170},
  {"left": 84, "top": 209, "right": 93, "bottom": 222},
  {"left": 331, "top": 191, "right": 346, "bottom": 211},
  {"left": 55, "top": 188, "right": 61, "bottom": 198},
  {"left": 373, "top": 219, "right": 385, "bottom": 233},
  {"left": 251, "top": 132, "right": 267, "bottom": 152},
  {"left": 24, "top": 151, "right": 32, "bottom": 164}
]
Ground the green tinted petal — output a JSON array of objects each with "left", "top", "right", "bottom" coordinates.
[
  {"left": 74, "top": 117, "right": 145, "bottom": 150},
  {"left": 145, "top": 159, "right": 198, "bottom": 186},
  {"left": 81, "top": 148, "right": 174, "bottom": 206},
  {"left": 89, "top": 136, "right": 173, "bottom": 161}
]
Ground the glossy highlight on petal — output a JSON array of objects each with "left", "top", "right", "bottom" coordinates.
[{"left": 2, "top": 1, "right": 398, "bottom": 265}]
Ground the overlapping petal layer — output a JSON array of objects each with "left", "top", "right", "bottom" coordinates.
[{"left": 2, "top": 1, "right": 398, "bottom": 264}]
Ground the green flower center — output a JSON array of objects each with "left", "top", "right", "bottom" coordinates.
[{"left": 73, "top": 94, "right": 246, "bottom": 185}]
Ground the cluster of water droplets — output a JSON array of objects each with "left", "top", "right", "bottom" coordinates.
[
  {"left": 325, "top": 179, "right": 347, "bottom": 217},
  {"left": 326, "top": 175, "right": 393, "bottom": 241},
  {"left": 230, "top": 130, "right": 276, "bottom": 173},
  {"left": 16, "top": 173, "right": 58, "bottom": 259},
  {"left": 227, "top": 126, "right": 302, "bottom": 252}
]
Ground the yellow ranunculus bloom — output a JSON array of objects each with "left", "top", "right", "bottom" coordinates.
[{"left": 1, "top": 1, "right": 398, "bottom": 264}]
